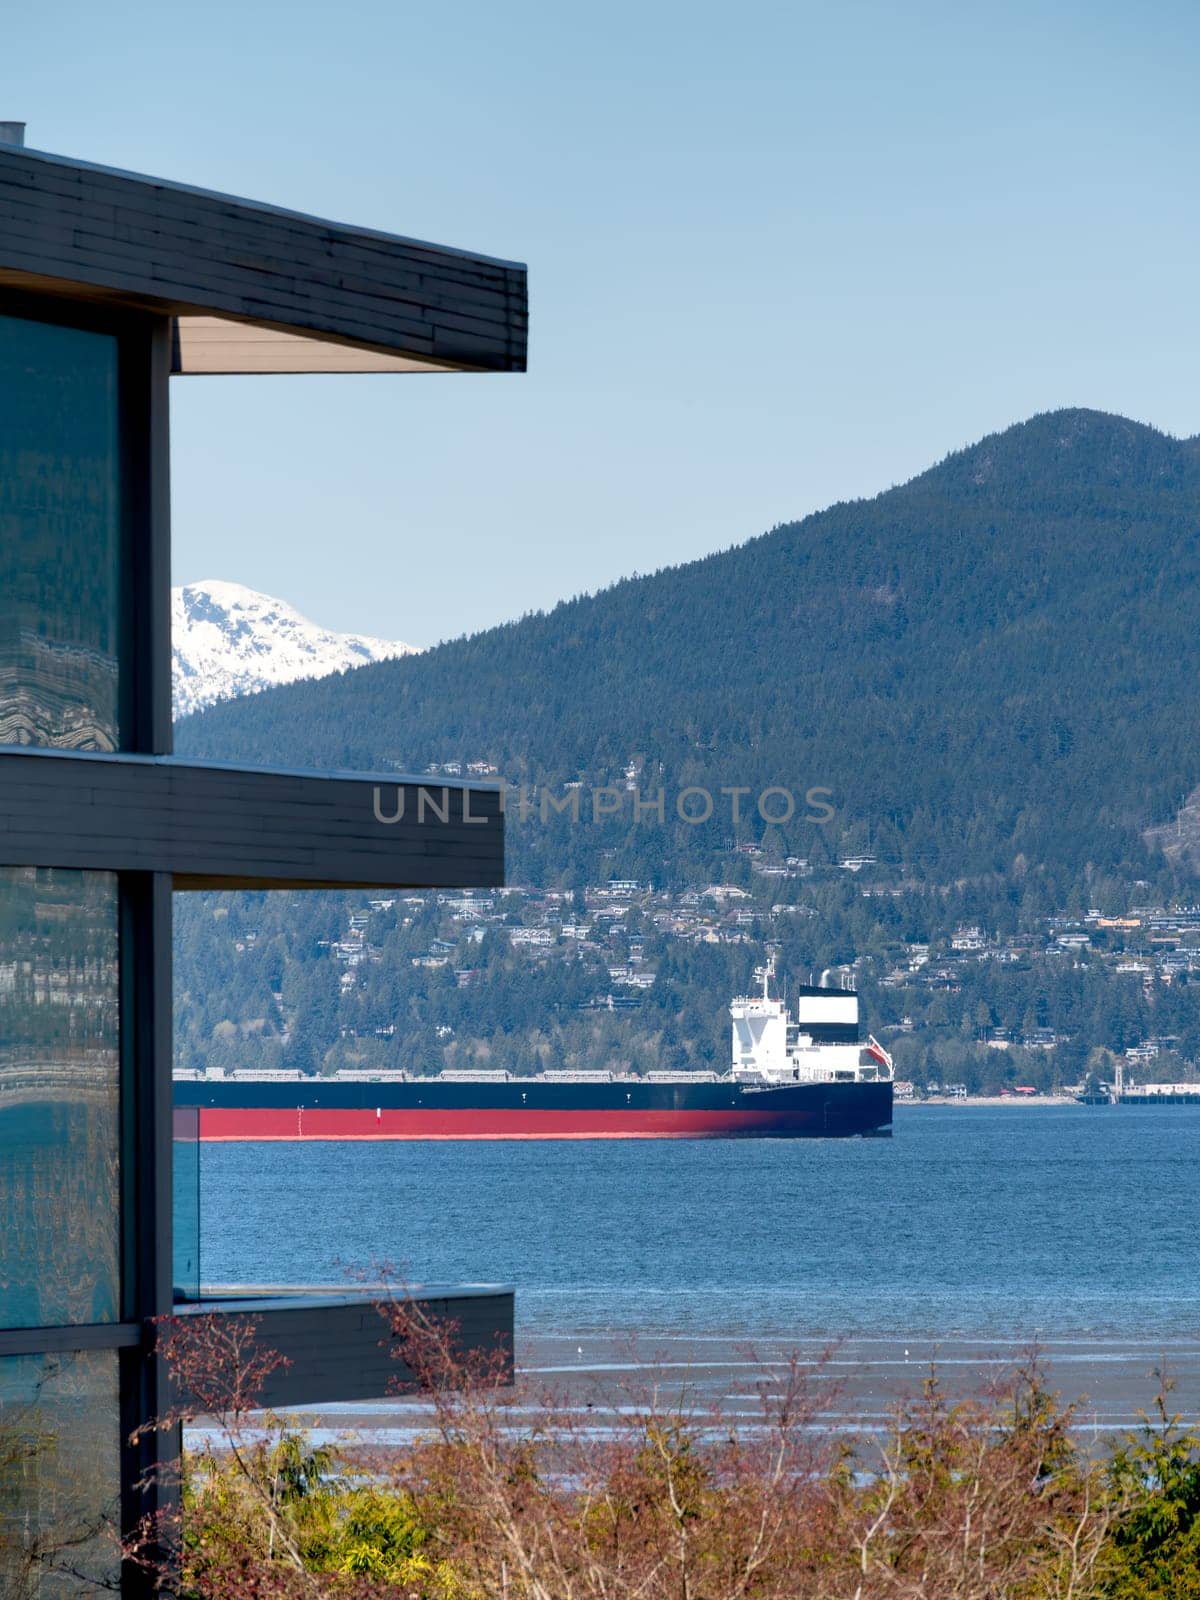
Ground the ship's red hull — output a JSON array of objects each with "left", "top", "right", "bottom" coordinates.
[
  {"left": 175, "top": 1076, "right": 893, "bottom": 1140},
  {"left": 188, "top": 1105, "right": 826, "bottom": 1141}
]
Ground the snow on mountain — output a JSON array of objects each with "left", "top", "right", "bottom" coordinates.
[{"left": 172, "top": 579, "right": 418, "bottom": 719}]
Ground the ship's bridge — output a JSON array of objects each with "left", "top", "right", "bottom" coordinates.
[
  {"left": 730, "top": 966, "right": 893, "bottom": 1085},
  {"left": 730, "top": 991, "right": 790, "bottom": 1075}
]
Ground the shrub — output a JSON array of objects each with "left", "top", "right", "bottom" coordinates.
[{"left": 100, "top": 1302, "right": 1200, "bottom": 1599}]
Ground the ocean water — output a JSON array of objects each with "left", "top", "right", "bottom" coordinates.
[{"left": 190, "top": 1104, "right": 1200, "bottom": 1343}]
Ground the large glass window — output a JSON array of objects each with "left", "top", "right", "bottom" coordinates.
[
  {"left": 0, "top": 1349, "right": 121, "bottom": 1597},
  {"left": 173, "top": 1106, "right": 200, "bottom": 1301},
  {"left": 0, "top": 869, "right": 120, "bottom": 1328},
  {"left": 0, "top": 314, "right": 121, "bottom": 753}
]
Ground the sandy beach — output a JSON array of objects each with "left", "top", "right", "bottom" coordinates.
[
  {"left": 518, "top": 1331, "right": 1200, "bottom": 1431},
  {"left": 197, "top": 1331, "right": 1200, "bottom": 1456}
]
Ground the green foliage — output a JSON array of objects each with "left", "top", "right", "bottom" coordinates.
[
  {"left": 1102, "top": 1373, "right": 1200, "bottom": 1598},
  {"left": 183, "top": 1433, "right": 462, "bottom": 1595},
  {"left": 331, "top": 1491, "right": 438, "bottom": 1580}
]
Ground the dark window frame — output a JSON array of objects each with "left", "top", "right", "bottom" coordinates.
[
  {"left": 0, "top": 289, "right": 174, "bottom": 1591},
  {"left": 0, "top": 259, "right": 514, "bottom": 1594}
]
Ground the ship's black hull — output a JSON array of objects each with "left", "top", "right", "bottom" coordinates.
[{"left": 173, "top": 1075, "right": 894, "bottom": 1140}]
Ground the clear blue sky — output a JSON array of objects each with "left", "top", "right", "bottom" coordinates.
[{"left": 7, "top": 1, "right": 1200, "bottom": 642}]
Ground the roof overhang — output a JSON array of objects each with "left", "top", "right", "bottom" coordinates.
[
  {"left": 0, "top": 143, "right": 527, "bottom": 375},
  {"left": 0, "top": 749, "right": 504, "bottom": 891}
]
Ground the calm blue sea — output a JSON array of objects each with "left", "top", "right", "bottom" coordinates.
[{"left": 190, "top": 1105, "right": 1200, "bottom": 1343}]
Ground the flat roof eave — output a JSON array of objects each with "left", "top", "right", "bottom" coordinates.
[{"left": 0, "top": 143, "right": 528, "bottom": 374}]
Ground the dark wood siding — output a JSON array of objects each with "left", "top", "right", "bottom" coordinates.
[
  {"left": 0, "top": 752, "right": 503, "bottom": 889},
  {"left": 173, "top": 1290, "right": 514, "bottom": 1406},
  {"left": 0, "top": 146, "right": 527, "bottom": 373}
]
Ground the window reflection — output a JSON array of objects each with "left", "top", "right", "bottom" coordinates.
[
  {"left": 0, "top": 314, "right": 120, "bottom": 752},
  {"left": 0, "top": 870, "right": 120, "bottom": 1328},
  {"left": 173, "top": 1106, "right": 200, "bottom": 1301},
  {"left": 0, "top": 1348, "right": 120, "bottom": 1597}
]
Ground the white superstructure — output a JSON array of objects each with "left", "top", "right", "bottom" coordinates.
[{"left": 730, "top": 959, "right": 893, "bottom": 1085}]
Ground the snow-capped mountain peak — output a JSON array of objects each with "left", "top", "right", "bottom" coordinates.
[{"left": 172, "top": 579, "right": 418, "bottom": 719}]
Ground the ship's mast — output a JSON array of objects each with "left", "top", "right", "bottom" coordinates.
[{"left": 761, "top": 950, "right": 777, "bottom": 1000}]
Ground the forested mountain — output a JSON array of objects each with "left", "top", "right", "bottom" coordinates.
[
  {"left": 179, "top": 408, "right": 1200, "bottom": 895},
  {"left": 174, "top": 409, "right": 1200, "bottom": 1084}
]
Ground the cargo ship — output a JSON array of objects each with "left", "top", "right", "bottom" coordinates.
[{"left": 173, "top": 964, "right": 894, "bottom": 1141}]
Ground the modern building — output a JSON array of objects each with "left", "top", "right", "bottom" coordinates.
[{"left": 0, "top": 123, "right": 526, "bottom": 1595}]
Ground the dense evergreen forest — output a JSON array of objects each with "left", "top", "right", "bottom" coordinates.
[{"left": 174, "top": 409, "right": 1200, "bottom": 1080}]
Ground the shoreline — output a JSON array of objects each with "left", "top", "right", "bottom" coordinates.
[
  {"left": 519, "top": 1331, "right": 1200, "bottom": 1429},
  {"left": 899, "top": 1094, "right": 1079, "bottom": 1107},
  {"left": 210, "top": 1332, "right": 1200, "bottom": 1450}
]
